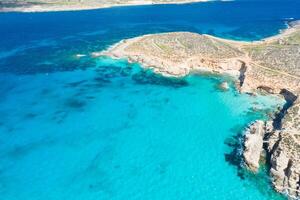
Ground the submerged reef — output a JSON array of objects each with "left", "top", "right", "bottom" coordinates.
[{"left": 98, "top": 21, "right": 300, "bottom": 198}]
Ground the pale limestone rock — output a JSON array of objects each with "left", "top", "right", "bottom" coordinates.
[
  {"left": 98, "top": 29, "right": 300, "bottom": 199},
  {"left": 265, "top": 120, "right": 274, "bottom": 133},
  {"left": 219, "top": 81, "right": 229, "bottom": 91},
  {"left": 267, "top": 101, "right": 300, "bottom": 198},
  {"left": 243, "top": 120, "right": 265, "bottom": 172}
]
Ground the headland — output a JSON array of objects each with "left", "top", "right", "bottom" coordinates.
[{"left": 96, "top": 21, "right": 300, "bottom": 199}]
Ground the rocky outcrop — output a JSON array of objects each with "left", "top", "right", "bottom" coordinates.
[
  {"left": 243, "top": 120, "right": 265, "bottom": 172},
  {"left": 267, "top": 99, "right": 300, "bottom": 198},
  {"left": 98, "top": 32, "right": 246, "bottom": 78},
  {"left": 242, "top": 97, "right": 300, "bottom": 199},
  {"left": 98, "top": 24, "right": 300, "bottom": 95},
  {"left": 98, "top": 23, "right": 300, "bottom": 199},
  {"left": 219, "top": 81, "right": 229, "bottom": 91}
]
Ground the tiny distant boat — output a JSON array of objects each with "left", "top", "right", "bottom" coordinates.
[
  {"left": 284, "top": 17, "right": 294, "bottom": 20},
  {"left": 75, "top": 54, "right": 87, "bottom": 58}
]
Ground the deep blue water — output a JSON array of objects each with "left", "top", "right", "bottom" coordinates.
[
  {"left": 0, "top": 1, "right": 299, "bottom": 199},
  {"left": 0, "top": 0, "right": 300, "bottom": 74}
]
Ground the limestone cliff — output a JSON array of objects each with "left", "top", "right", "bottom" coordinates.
[
  {"left": 268, "top": 99, "right": 300, "bottom": 198},
  {"left": 242, "top": 104, "right": 300, "bottom": 198},
  {"left": 98, "top": 23, "right": 300, "bottom": 95},
  {"left": 97, "top": 22, "right": 300, "bottom": 199}
]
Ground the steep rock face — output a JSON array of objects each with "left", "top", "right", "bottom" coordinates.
[
  {"left": 243, "top": 120, "right": 265, "bottom": 172},
  {"left": 268, "top": 100, "right": 300, "bottom": 198},
  {"left": 99, "top": 26, "right": 300, "bottom": 199},
  {"left": 243, "top": 99, "right": 300, "bottom": 198},
  {"left": 242, "top": 98, "right": 300, "bottom": 198}
]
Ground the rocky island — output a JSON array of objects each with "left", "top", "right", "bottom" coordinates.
[
  {"left": 97, "top": 21, "right": 300, "bottom": 198},
  {"left": 0, "top": 0, "right": 209, "bottom": 12}
]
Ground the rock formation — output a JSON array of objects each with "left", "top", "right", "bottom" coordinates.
[
  {"left": 219, "top": 81, "right": 229, "bottom": 91},
  {"left": 267, "top": 98, "right": 300, "bottom": 198},
  {"left": 97, "top": 21, "right": 300, "bottom": 198},
  {"left": 98, "top": 22, "right": 300, "bottom": 94},
  {"left": 243, "top": 101, "right": 300, "bottom": 198},
  {"left": 243, "top": 120, "right": 265, "bottom": 172}
]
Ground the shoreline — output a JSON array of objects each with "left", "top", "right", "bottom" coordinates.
[
  {"left": 94, "top": 20, "right": 300, "bottom": 94},
  {"left": 94, "top": 20, "right": 300, "bottom": 199},
  {"left": 0, "top": 1, "right": 299, "bottom": 198},
  {"left": 97, "top": 19, "right": 300, "bottom": 57},
  {"left": 0, "top": 0, "right": 211, "bottom": 13}
]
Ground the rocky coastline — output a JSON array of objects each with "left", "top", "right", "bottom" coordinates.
[
  {"left": 243, "top": 98, "right": 300, "bottom": 199},
  {"left": 96, "top": 21, "right": 300, "bottom": 198},
  {"left": 0, "top": 0, "right": 209, "bottom": 12}
]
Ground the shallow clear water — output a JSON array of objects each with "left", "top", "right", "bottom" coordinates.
[
  {"left": 0, "top": 58, "right": 285, "bottom": 200},
  {"left": 0, "top": 1, "right": 299, "bottom": 199}
]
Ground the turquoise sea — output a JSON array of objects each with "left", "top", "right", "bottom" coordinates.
[{"left": 0, "top": 1, "right": 300, "bottom": 199}]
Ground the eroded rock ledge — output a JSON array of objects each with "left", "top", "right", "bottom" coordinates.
[
  {"left": 243, "top": 99, "right": 300, "bottom": 199},
  {"left": 243, "top": 120, "right": 265, "bottom": 172},
  {"left": 95, "top": 21, "right": 300, "bottom": 198}
]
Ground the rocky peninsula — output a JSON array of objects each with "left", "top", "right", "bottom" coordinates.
[
  {"left": 97, "top": 21, "right": 300, "bottom": 198},
  {"left": 0, "top": 0, "right": 209, "bottom": 12}
]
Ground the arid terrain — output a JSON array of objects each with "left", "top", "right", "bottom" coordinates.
[
  {"left": 0, "top": 0, "right": 209, "bottom": 12},
  {"left": 98, "top": 21, "right": 300, "bottom": 198}
]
